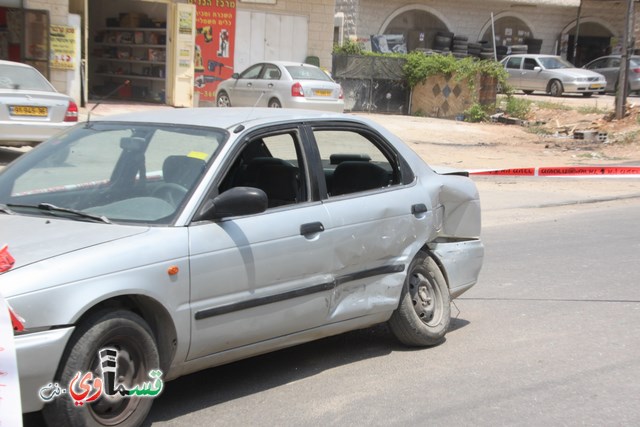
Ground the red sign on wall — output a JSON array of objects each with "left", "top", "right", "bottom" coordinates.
[{"left": 189, "top": 0, "right": 236, "bottom": 102}]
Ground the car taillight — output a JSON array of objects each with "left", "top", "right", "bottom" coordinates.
[
  {"left": 8, "top": 306, "right": 24, "bottom": 332},
  {"left": 631, "top": 68, "right": 640, "bottom": 74},
  {"left": 64, "top": 100, "right": 79, "bottom": 122},
  {"left": 339, "top": 86, "right": 344, "bottom": 100},
  {"left": 291, "top": 82, "right": 305, "bottom": 97}
]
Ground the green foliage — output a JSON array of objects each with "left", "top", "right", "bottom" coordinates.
[
  {"left": 464, "top": 103, "right": 488, "bottom": 123},
  {"left": 505, "top": 95, "right": 532, "bottom": 119},
  {"left": 332, "top": 39, "right": 364, "bottom": 55},
  {"left": 402, "top": 52, "right": 508, "bottom": 90}
]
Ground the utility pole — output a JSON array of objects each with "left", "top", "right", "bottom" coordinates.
[
  {"left": 573, "top": 0, "right": 582, "bottom": 65},
  {"left": 615, "top": 0, "right": 636, "bottom": 119}
]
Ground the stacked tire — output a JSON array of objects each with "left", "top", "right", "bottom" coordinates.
[
  {"left": 524, "top": 38, "right": 542, "bottom": 54},
  {"left": 496, "top": 45, "right": 509, "bottom": 61},
  {"left": 509, "top": 44, "right": 528, "bottom": 55},
  {"left": 434, "top": 31, "right": 453, "bottom": 53},
  {"left": 478, "top": 41, "right": 495, "bottom": 60},
  {"left": 452, "top": 35, "right": 468, "bottom": 58},
  {"left": 467, "top": 42, "right": 482, "bottom": 58}
]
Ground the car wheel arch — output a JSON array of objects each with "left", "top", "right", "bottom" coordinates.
[{"left": 64, "top": 294, "right": 177, "bottom": 375}]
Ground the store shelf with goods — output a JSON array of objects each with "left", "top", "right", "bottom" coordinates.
[{"left": 90, "top": 28, "right": 167, "bottom": 102}]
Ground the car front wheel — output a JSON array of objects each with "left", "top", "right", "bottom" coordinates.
[
  {"left": 549, "top": 80, "right": 563, "bottom": 97},
  {"left": 388, "top": 251, "right": 451, "bottom": 347},
  {"left": 216, "top": 91, "right": 231, "bottom": 107},
  {"left": 43, "top": 310, "right": 160, "bottom": 427}
]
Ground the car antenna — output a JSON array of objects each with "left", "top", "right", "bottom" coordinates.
[{"left": 87, "top": 80, "right": 131, "bottom": 123}]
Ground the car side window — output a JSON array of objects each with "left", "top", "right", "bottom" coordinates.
[
  {"left": 240, "top": 64, "right": 263, "bottom": 79},
  {"left": 609, "top": 58, "right": 620, "bottom": 68},
  {"left": 219, "top": 131, "right": 307, "bottom": 208},
  {"left": 587, "top": 59, "right": 606, "bottom": 69},
  {"left": 505, "top": 57, "right": 522, "bottom": 69},
  {"left": 263, "top": 65, "right": 281, "bottom": 80},
  {"left": 312, "top": 129, "right": 400, "bottom": 197},
  {"left": 523, "top": 58, "right": 537, "bottom": 70}
]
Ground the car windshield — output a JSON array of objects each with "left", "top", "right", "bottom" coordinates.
[
  {"left": 537, "top": 57, "right": 574, "bottom": 70},
  {"left": 0, "top": 122, "right": 227, "bottom": 224},
  {"left": 0, "top": 64, "right": 55, "bottom": 91},
  {"left": 286, "top": 65, "right": 332, "bottom": 81}
]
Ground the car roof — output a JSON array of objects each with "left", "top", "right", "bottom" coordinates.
[
  {"left": 505, "top": 54, "right": 559, "bottom": 58},
  {"left": 263, "top": 61, "right": 320, "bottom": 68},
  {"left": 0, "top": 59, "right": 36, "bottom": 69},
  {"left": 96, "top": 107, "right": 353, "bottom": 130}
]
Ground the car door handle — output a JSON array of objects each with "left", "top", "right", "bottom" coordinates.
[
  {"left": 300, "top": 222, "right": 324, "bottom": 236},
  {"left": 411, "top": 204, "right": 428, "bottom": 215},
  {"left": 246, "top": 83, "right": 252, "bottom": 87},
  {"left": 268, "top": 83, "right": 274, "bottom": 88}
]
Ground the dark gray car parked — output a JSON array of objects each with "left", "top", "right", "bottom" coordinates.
[{"left": 583, "top": 55, "right": 640, "bottom": 94}]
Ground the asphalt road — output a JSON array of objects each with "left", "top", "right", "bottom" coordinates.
[{"left": 128, "top": 185, "right": 638, "bottom": 427}]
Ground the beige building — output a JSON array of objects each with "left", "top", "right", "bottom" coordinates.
[{"left": 0, "top": 0, "right": 336, "bottom": 106}]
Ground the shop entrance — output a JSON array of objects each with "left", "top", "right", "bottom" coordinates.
[
  {"left": 0, "top": 7, "right": 50, "bottom": 78},
  {"left": 88, "top": 0, "right": 169, "bottom": 103}
]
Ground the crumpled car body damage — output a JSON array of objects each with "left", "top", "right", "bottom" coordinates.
[{"left": 0, "top": 108, "right": 483, "bottom": 423}]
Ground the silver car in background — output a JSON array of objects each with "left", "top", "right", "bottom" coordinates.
[
  {"left": 500, "top": 54, "right": 607, "bottom": 97},
  {"left": 215, "top": 61, "right": 344, "bottom": 112},
  {"left": 1, "top": 108, "right": 482, "bottom": 426},
  {"left": 0, "top": 60, "right": 78, "bottom": 147},
  {"left": 583, "top": 55, "right": 640, "bottom": 94}
]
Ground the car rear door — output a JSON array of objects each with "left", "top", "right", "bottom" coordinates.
[
  {"left": 308, "top": 124, "right": 433, "bottom": 323},
  {"left": 504, "top": 56, "right": 523, "bottom": 89},
  {"left": 187, "top": 126, "right": 334, "bottom": 359}
]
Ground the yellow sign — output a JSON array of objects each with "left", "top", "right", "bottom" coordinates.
[{"left": 50, "top": 25, "right": 76, "bottom": 70}]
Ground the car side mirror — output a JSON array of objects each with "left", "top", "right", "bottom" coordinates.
[
  {"left": 195, "top": 186, "right": 268, "bottom": 221},
  {"left": 232, "top": 73, "right": 240, "bottom": 79},
  {"left": 534, "top": 66, "right": 542, "bottom": 71}
]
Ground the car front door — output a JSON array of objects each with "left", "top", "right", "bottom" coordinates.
[
  {"left": 585, "top": 57, "right": 614, "bottom": 92},
  {"left": 229, "top": 63, "right": 264, "bottom": 106},
  {"left": 187, "top": 127, "right": 334, "bottom": 359},
  {"left": 520, "top": 57, "right": 543, "bottom": 91},
  {"left": 309, "top": 125, "right": 434, "bottom": 323}
]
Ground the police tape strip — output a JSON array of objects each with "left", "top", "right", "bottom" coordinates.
[{"left": 469, "top": 166, "right": 640, "bottom": 177}]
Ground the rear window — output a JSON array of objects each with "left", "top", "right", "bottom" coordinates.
[
  {"left": 285, "top": 66, "right": 332, "bottom": 82},
  {"left": 0, "top": 64, "right": 55, "bottom": 92}
]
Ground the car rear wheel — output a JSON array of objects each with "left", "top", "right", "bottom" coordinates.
[
  {"left": 43, "top": 310, "right": 160, "bottom": 427},
  {"left": 268, "top": 98, "right": 282, "bottom": 108},
  {"left": 216, "top": 91, "right": 231, "bottom": 107},
  {"left": 549, "top": 80, "right": 563, "bottom": 97},
  {"left": 388, "top": 251, "right": 451, "bottom": 347}
]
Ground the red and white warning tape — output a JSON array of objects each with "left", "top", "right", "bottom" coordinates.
[{"left": 469, "top": 166, "right": 640, "bottom": 177}]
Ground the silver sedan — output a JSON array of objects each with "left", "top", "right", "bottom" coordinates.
[
  {"left": 583, "top": 55, "right": 640, "bottom": 94},
  {"left": 215, "top": 61, "right": 344, "bottom": 112},
  {"left": 1, "top": 108, "right": 482, "bottom": 426},
  {"left": 500, "top": 54, "right": 607, "bottom": 97},
  {"left": 0, "top": 60, "right": 78, "bottom": 147}
]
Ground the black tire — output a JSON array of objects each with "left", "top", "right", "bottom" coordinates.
[
  {"left": 389, "top": 252, "right": 451, "bottom": 347},
  {"left": 43, "top": 310, "right": 160, "bottom": 427},
  {"left": 268, "top": 98, "right": 282, "bottom": 108},
  {"left": 549, "top": 80, "right": 563, "bottom": 97},
  {"left": 522, "top": 90, "right": 534, "bottom": 95},
  {"left": 216, "top": 91, "right": 231, "bottom": 107}
]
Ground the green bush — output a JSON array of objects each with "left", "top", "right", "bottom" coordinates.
[
  {"left": 464, "top": 103, "right": 488, "bottom": 123},
  {"left": 505, "top": 95, "right": 531, "bottom": 119}
]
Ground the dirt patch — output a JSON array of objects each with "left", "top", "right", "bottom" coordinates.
[{"left": 361, "top": 94, "right": 640, "bottom": 170}]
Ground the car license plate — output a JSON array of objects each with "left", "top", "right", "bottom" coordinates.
[
  {"left": 11, "top": 106, "right": 48, "bottom": 117},
  {"left": 589, "top": 84, "right": 603, "bottom": 89},
  {"left": 314, "top": 89, "right": 332, "bottom": 97}
]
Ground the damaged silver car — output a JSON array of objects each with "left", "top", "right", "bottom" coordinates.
[{"left": 0, "top": 108, "right": 483, "bottom": 426}]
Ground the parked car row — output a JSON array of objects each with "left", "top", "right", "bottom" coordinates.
[{"left": 499, "top": 53, "right": 640, "bottom": 97}]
